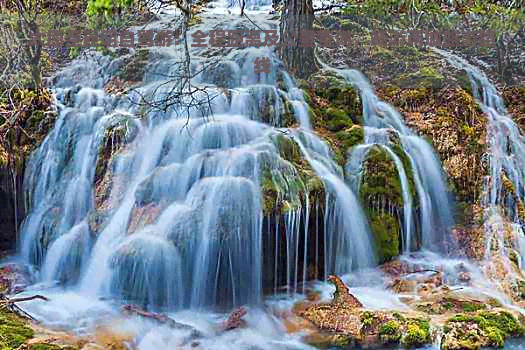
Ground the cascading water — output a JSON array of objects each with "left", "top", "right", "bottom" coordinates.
[
  {"left": 318, "top": 65, "right": 455, "bottom": 252},
  {"left": 7, "top": 0, "right": 482, "bottom": 346},
  {"left": 16, "top": 0, "right": 377, "bottom": 313},
  {"left": 435, "top": 48, "right": 525, "bottom": 266}
]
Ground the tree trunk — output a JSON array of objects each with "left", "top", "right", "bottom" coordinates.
[{"left": 279, "top": 0, "right": 317, "bottom": 79}]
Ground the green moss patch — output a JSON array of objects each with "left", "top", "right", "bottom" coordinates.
[
  {"left": 442, "top": 310, "right": 525, "bottom": 350},
  {"left": 0, "top": 309, "right": 34, "bottom": 349},
  {"left": 379, "top": 319, "right": 402, "bottom": 344},
  {"left": 260, "top": 134, "right": 325, "bottom": 215},
  {"left": 415, "top": 296, "right": 487, "bottom": 315},
  {"left": 401, "top": 319, "right": 431, "bottom": 348},
  {"left": 369, "top": 211, "right": 400, "bottom": 263}
]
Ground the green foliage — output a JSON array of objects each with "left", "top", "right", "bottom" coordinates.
[
  {"left": 68, "top": 47, "right": 82, "bottom": 60},
  {"left": 0, "top": 87, "right": 56, "bottom": 170},
  {"left": 485, "top": 326, "right": 505, "bottom": 348},
  {"left": 477, "top": 311, "right": 524, "bottom": 337},
  {"left": 461, "top": 302, "right": 485, "bottom": 313},
  {"left": 393, "top": 312, "right": 405, "bottom": 321},
  {"left": 343, "top": 0, "right": 443, "bottom": 17},
  {"left": 325, "top": 108, "right": 352, "bottom": 132},
  {"left": 87, "top": 0, "right": 134, "bottom": 17},
  {"left": 396, "top": 66, "right": 445, "bottom": 89},
  {"left": 340, "top": 0, "right": 524, "bottom": 33}
]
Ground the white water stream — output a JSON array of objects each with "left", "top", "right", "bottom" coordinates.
[{"left": 6, "top": 2, "right": 525, "bottom": 349}]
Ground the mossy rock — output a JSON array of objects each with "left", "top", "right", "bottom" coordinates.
[
  {"left": 401, "top": 319, "right": 431, "bottom": 348},
  {"left": 457, "top": 71, "right": 473, "bottom": 95},
  {"left": 379, "top": 319, "right": 402, "bottom": 344},
  {"left": 260, "top": 134, "right": 325, "bottom": 215},
  {"left": 357, "top": 144, "right": 418, "bottom": 260},
  {"left": 368, "top": 211, "right": 400, "bottom": 264},
  {"left": 304, "top": 332, "right": 355, "bottom": 349},
  {"left": 94, "top": 114, "right": 139, "bottom": 185},
  {"left": 325, "top": 108, "right": 353, "bottom": 132},
  {"left": 336, "top": 125, "right": 364, "bottom": 151},
  {"left": 274, "top": 134, "right": 303, "bottom": 166},
  {"left": 442, "top": 310, "right": 525, "bottom": 350},
  {"left": 394, "top": 66, "right": 445, "bottom": 89},
  {"left": 308, "top": 71, "right": 362, "bottom": 124},
  {"left": 415, "top": 295, "right": 487, "bottom": 315},
  {"left": 370, "top": 46, "right": 395, "bottom": 60},
  {"left": 359, "top": 145, "right": 412, "bottom": 208},
  {"left": 0, "top": 309, "right": 34, "bottom": 349},
  {"left": 299, "top": 278, "right": 433, "bottom": 349}
]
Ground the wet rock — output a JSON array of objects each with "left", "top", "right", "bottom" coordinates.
[
  {"left": 199, "top": 61, "right": 240, "bottom": 89},
  {"left": 218, "top": 307, "right": 248, "bottom": 332},
  {"left": 116, "top": 49, "right": 150, "bottom": 83},
  {"left": 0, "top": 263, "right": 33, "bottom": 294},
  {"left": 458, "top": 271, "right": 471, "bottom": 283},
  {"left": 80, "top": 344, "right": 105, "bottom": 350},
  {"left": 388, "top": 278, "right": 417, "bottom": 293},
  {"left": 294, "top": 276, "right": 433, "bottom": 349},
  {"left": 380, "top": 259, "right": 411, "bottom": 277},
  {"left": 326, "top": 275, "right": 362, "bottom": 307},
  {"left": 109, "top": 235, "right": 182, "bottom": 307},
  {"left": 127, "top": 203, "right": 162, "bottom": 234}
]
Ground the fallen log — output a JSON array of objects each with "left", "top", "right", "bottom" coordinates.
[
  {"left": 122, "top": 304, "right": 201, "bottom": 331},
  {"left": 122, "top": 304, "right": 248, "bottom": 333},
  {"left": 121, "top": 304, "right": 194, "bottom": 330},
  {"left": 121, "top": 304, "right": 203, "bottom": 348},
  {"left": 0, "top": 294, "right": 49, "bottom": 321},
  {"left": 0, "top": 294, "right": 49, "bottom": 305}
]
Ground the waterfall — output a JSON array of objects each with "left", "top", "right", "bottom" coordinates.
[
  {"left": 16, "top": 0, "right": 459, "bottom": 313},
  {"left": 318, "top": 64, "right": 454, "bottom": 252},
  {"left": 435, "top": 48, "right": 525, "bottom": 264},
  {"left": 17, "top": 5, "right": 375, "bottom": 309}
]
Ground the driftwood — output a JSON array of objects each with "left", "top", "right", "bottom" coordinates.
[
  {"left": 0, "top": 294, "right": 49, "bottom": 321},
  {"left": 401, "top": 269, "right": 442, "bottom": 276},
  {"left": 217, "top": 307, "right": 247, "bottom": 332},
  {"left": 122, "top": 304, "right": 248, "bottom": 333},
  {"left": 121, "top": 304, "right": 204, "bottom": 348},
  {"left": 0, "top": 294, "right": 49, "bottom": 305},
  {"left": 121, "top": 304, "right": 194, "bottom": 330}
]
